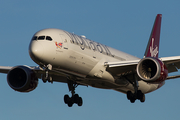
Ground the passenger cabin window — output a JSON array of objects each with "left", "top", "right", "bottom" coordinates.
[
  {"left": 46, "top": 36, "right": 52, "bottom": 41},
  {"left": 38, "top": 36, "right": 45, "bottom": 40},
  {"left": 32, "top": 36, "right": 37, "bottom": 40}
]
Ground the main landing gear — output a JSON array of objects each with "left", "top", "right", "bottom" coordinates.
[
  {"left": 64, "top": 81, "right": 83, "bottom": 107},
  {"left": 40, "top": 65, "right": 83, "bottom": 107},
  {"left": 127, "top": 90, "right": 145, "bottom": 103},
  {"left": 126, "top": 77, "right": 145, "bottom": 103}
]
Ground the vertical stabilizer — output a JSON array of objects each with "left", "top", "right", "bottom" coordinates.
[{"left": 144, "top": 14, "right": 162, "bottom": 58}]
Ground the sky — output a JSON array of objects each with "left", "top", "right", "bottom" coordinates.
[{"left": 0, "top": 0, "right": 180, "bottom": 120}]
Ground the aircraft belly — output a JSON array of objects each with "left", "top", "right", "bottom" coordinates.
[{"left": 77, "top": 77, "right": 128, "bottom": 89}]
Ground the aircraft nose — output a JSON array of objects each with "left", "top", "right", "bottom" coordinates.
[{"left": 29, "top": 41, "right": 44, "bottom": 62}]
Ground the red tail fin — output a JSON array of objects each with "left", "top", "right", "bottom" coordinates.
[{"left": 144, "top": 14, "right": 162, "bottom": 58}]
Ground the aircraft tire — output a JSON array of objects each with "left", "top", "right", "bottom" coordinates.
[
  {"left": 137, "top": 90, "right": 143, "bottom": 100},
  {"left": 140, "top": 94, "right": 145, "bottom": 103},
  {"left": 127, "top": 91, "right": 133, "bottom": 100},
  {"left": 78, "top": 97, "right": 83, "bottom": 106},
  {"left": 64, "top": 94, "right": 70, "bottom": 104},
  {"left": 68, "top": 100, "right": 73, "bottom": 107},
  {"left": 137, "top": 90, "right": 145, "bottom": 103},
  {"left": 130, "top": 97, "right": 136, "bottom": 103},
  {"left": 74, "top": 94, "right": 79, "bottom": 103}
]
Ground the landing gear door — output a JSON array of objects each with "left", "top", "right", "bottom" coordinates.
[{"left": 60, "top": 34, "right": 68, "bottom": 50}]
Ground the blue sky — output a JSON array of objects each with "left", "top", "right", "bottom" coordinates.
[{"left": 0, "top": 0, "right": 180, "bottom": 120}]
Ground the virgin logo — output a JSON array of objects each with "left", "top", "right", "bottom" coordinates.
[{"left": 150, "top": 38, "right": 158, "bottom": 57}]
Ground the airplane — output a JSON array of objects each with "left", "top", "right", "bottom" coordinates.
[{"left": 1, "top": 14, "right": 180, "bottom": 107}]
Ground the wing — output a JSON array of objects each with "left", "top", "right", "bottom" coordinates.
[
  {"left": 105, "top": 56, "right": 180, "bottom": 80},
  {"left": 105, "top": 59, "right": 140, "bottom": 76},
  {"left": 0, "top": 66, "right": 12, "bottom": 74},
  {"left": 0, "top": 65, "right": 87, "bottom": 85},
  {"left": 160, "top": 56, "right": 180, "bottom": 73},
  {"left": 160, "top": 56, "right": 180, "bottom": 80}
]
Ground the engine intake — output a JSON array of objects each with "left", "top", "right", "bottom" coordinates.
[
  {"left": 137, "top": 57, "right": 168, "bottom": 83},
  {"left": 7, "top": 66, "right": 38, "bottom": 92}
]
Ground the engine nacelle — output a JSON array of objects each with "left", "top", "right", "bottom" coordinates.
[
  {"left": 137, "top": 57, "right": 168, "bottom": 83},
  {"left": 7, "top": 66, "right": 38, "bottom": 92}
]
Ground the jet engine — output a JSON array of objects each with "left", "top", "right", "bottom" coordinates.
[
  {"left": 7, "top": 66, "right": 38, "bottom": 92},
  {"left": 137, "top": 57, "right": 168, "bottom": 83}
]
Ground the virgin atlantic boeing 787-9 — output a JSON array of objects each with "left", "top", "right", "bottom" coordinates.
[{"left": 1, "top": 14, "right": 180, "bottom": 107}]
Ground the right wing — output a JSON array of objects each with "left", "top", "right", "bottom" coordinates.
[
  {"left": 0, "top": 66, "right": 12, "bottom": 74},
  {"left": 0, "top": 65, "right": 87, "bottom": 84}
]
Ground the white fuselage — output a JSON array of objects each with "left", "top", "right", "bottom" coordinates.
[{"left": 29, "top": 28, "right": 162, "bottom": 94}]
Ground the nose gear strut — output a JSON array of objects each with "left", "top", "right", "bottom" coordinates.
[{"left": 40, "top": 64, "right": 53, "bottom": 83}]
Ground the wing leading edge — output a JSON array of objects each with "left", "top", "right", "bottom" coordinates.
[{"left": 0, "top": 66, "right": 12, "bottom": 74}]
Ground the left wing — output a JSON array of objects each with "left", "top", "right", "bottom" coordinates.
[
  {"left": 105, "top": 56, "right": 180, "bottom": 80},
  {"left": 160, "top": 56, "right": 180, "bottom": 73},
  {"left": 105, "top": 60, "right": 139, "bottom": 76}
]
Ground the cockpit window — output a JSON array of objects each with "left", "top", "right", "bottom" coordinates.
[
  {"left": 32, "top": 35, "right": 53, "bottom": 41},
  {"left": 38, "top": 36, "right": 45, "bottom": 40},
  {"left": 46, "top": 36, "right": 53, "bottom": 41},
  {"left": 32, "top": 36, "right": 37, "bottom": 40}
]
